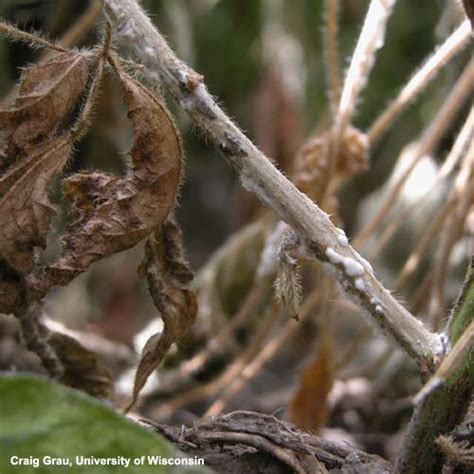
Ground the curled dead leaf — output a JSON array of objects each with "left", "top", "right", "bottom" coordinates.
[
  {"left": 275, "top": 230, "right": 302, "bottom": 320},
  {"left": 0, "top": 49, "right": 98, "bottom": 312},
  {"left": 0, "top": 51, "right": 91, "bottom": 160},
  {"left": 0, "top": 135, "right": 72, "bottom": 274},
  {"left": 43, "top": 71, "right": 182, "bottom": 288},
  {"left": 126, "top": 218, "right": 197, "bottom": 412},
  {"left": 293, "top": 125, "right": 368, "bottom": 198}
]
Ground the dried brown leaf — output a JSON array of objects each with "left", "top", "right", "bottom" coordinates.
[
  {"left": 126, "top": 218, "right": 197, "bottom": 412},
  {"left": 0, "top": 135, "right": 72, "bottom": 275},
  {"left": 43, "top": 72, "right": 182, "bottom": 288},
  {"left": 289, "top": 331, "right": 334, "bottom": 432},
  {"left": 437, "top": 434, "right": 474, "bottom": 468},
  {"left": 275, "top": 230, "right": 302, "bottom": 320},
  {"left": 293, "top": 125, "right": 368, "bottom": 200},
  {"left": 48, "top": 331, "right": 113, "bottom": 399},
  {"left": 0, "top": 51, "right": 90, "bottom": 160}
]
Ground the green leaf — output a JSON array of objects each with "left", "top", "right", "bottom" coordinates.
[{"left": 0, "top": 375, "right": 211, "bottom": 473}]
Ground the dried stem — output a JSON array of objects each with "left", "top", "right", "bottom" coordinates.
[
  {"left": 392, "top": 188, "right": 459, "bottom": 291},
  {"left": 324, "top": 0, "right": 341, "bottom": 115},
  {"left": 367, "top": 20, "right": 471, "bottom": 145},
  {"left": 393, "top": 152, "right": 474, "bottom": 292},
  {"left": 0, "top": 21, "right": 68, "bottom": 52},
  {"left": 355, "top": 60, "right": 474, "bottom": 249},
  {"left": 203, "top": 288, "right": 324, "bottom": 417},
  {"left": 153, "top": 284, "right": 268, "bottom": 396},
  {"left": 368, "top": 107, "right": 474, "bottom": 260},
  {"left": 397, "top": 259, "right": 474, "bottom": 473},
  {"left": 104, "top": 0, "right": 445, "bottom": 370},
  {"left": 152, "top": 303, "right": 279, "bottom": 420},
  {"left": 429, "top": 149, "right": 474, "bottom": 328},
  {"left": 17, "top": 303, "right": 63, "bottom": 379},
  {"left": 71, "top": 26, "right": 111, "bottom": 142},
  {"left": 334, "top": 0, "right": 396, "bottom": 139},
  {"left": 447, "top": 256, "right": 474, "bottom": 343},
  {"left": 57, "top": 0, "right": 103, "bottom": 49}
]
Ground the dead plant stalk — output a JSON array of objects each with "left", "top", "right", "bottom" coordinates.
[{"left": 103, "top": 0, "right": 446, "bottom": 370}]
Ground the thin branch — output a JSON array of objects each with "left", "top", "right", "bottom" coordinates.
[
  {"left": 355, "top": 61, "right": 474, "bottom": 249},
  {"left": 324, "top": 0, "right": 341, "bottom": 115},
  {"left": 104, "top": 0, "right": 445, "bottom": 370},
  {"left": 368, "top": 107, "right": 474, "bottom": 260},
  {"left": 393, "top": 147, "right": 474, "bottom": 292},
  {"left": 429, "top": 151, "right": 474, "bottom": 328},
  {"left": 368, "top": 20, "right": 471, "bottom": 145},
  {"left": 152, "top": 303, "right": 279, "bottom": 420},
  {"left": 204, "top": 286, "right": 324, "bottom": 418},
  {"left": 151, "top": 284, "right": 268, "bottom": 396},
  {"left": 0, "top": 21, "right": 68, "bottom": 53},
  {"left": 334, "top": 0, "right": 396, "bottom": 138},
  {"left": 447, "top": 256, "right": 474, "bottom": 344},
  {"left": 397, "top": 260, "right": 474, "bottom": 473},
  {"left": 56, "top": 0, "right": 103, "bottom": 49}
]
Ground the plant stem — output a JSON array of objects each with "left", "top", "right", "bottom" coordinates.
[
  {"left": 104, "top": 0, "right": 445, "bottom": 371},
  {"left": 397, "top": 258, "right": 474, "bottom": 473}
]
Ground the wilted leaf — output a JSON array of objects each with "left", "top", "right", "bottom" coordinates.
[
  {"left": 0, "top": 51, "right": 90, "bottom": 159},
  {"left": 0, "top": 375, "right": 211, "bottom": 474},
  {"left": 293, "top": 125, "right": 368, "bottom": 201},
  {"left": 43, "top": 71, "right": 182, "bottom": 288},
  {"left": 0, "top": 135, "right": 72, "bottom": 274},
  {"left": 289, "top": 329, "right": 334, "bottom": 432},
  {"left": 48, "top": 332, "right": 113, "bottom": 399},
  {"left": 0, "top": 50, "right": 96, "bottom": 312},
  {"left": 274, "top": 229, "right": 302, "bottom": 320},
  {"left": 126, "top": 218, "right": 197, "bottom": 411}
]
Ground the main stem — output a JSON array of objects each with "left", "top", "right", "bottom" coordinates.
[
  {"left": 104, "top": 0, "right": 444, "bottom": 370},
  {"left": 397, "top": 258, "right": 473, "bottom": 473}
]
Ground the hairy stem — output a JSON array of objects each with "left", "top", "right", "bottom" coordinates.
[
  {"left": 368, "top": 20, "right": 471, "bottom": 145},
  {"left": 397, "top": 259, "right": 474, "bottom": 473},
  {"left": 104, "top": 0, "right": 445, "bottom": 370},
  {"left": 324, "top": 0, "right": 341, "bottom": 115},
  {"left": 334, "top": 0, "right": 396, "bottom": 139}
]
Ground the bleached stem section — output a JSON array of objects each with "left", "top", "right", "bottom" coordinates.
[
  {"left": 325, "top": 0, "right": 341, "bottom": 115},
  {"left": 104, "top": 0, "right": 445, "bottom": 369},
  {"left": 368, "top": 20, "right": 471, "bottom": 144},
  {"left": 335, "top": 0, "right": 396, "bottom": 137}
]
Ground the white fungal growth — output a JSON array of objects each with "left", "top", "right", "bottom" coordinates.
[
  {"left": 337, "top": 0, "right": 396, "bottom": 126},
  {"left": 438, "top": 332, "right": 451, "bottom": 356},
  {"left": 326, "top": 247, "right": 344, "bottom": 265},
  {"left": 375, "top": 304, "right": 383, "bottom": 313},
  {"left": 256, "top": 221, "right": 287, "bottom": 280},
  {"left": 117, "top": 17, "right": 136, "bottom": 40},
  {"left": 354, "top": 278, "right": 366, "bottom": 291},
  {"left": 241, "top": 171, "right": 259, "bottom": 195},
  {"left": 325, "top": 247, "right": 365, "bottom": 277},
  {"left": 344, "top": 257, "right": 365, "bottom": 277},
  {"left": 336, "top": 227, "right": 349, "bottom": 246},
  {"left": 357, "top": 255, "right": 373, "bottom": 274},
  {"left": 142, "top": 46, "right": 155, "bottom": 61}
]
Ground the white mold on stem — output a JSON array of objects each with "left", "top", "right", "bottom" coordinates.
[
  {"left": 336, "top": 227, "right": 349, "bottom": 246},
  {"left": 105, "top": 0, "right": 446, "bottom": 369}
]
